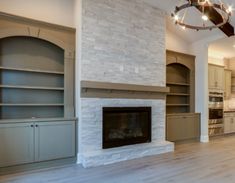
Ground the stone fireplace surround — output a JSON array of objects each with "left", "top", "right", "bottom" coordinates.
[
  {"left": 78, "top": 81, "right": 174, "bottom": 168},
  {"left": 78, "top": 0, "right": 175, "bottom": 168}
]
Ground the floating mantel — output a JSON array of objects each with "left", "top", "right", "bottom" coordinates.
[{"left": 81, "top": 81, "right": 169, "bottom": 100}]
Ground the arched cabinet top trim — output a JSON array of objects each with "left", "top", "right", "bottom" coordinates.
[
  {"left": 166, "top": 62, "right": 191, "bottom": 71},
  {"left": 0, "top": 28, "right": 68, "bottom": 51},
  {"left": 166, "top": 50, "right": 195, "bottom": 71},
  {"left": 0, "top": 12, "right": 75, "bottom": 59}
]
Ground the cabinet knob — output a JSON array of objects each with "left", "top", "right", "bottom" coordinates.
[
  {"left": 35, "top": 124, "right": 39, "bottom": 127},
  {"left": 30, "top": 124, "right": 34, "bottom": 127}
]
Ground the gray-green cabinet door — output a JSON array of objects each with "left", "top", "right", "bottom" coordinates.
[
  {"left": 0, "top": 123, "right": 34, "bottom": 168},
  {"left": 34, "top": 121, "right": 75, "bottom": 162}
]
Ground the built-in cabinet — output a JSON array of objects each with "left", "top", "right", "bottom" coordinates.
[
  {"left": 166, "top": 50, "right": 200, "bottom": 142},
  {"left": 0, "top": 123, "right": 34, "bottom": 168},
  {"left": 167, "top": 113, "right": 200, "bottom": 142},
  {"left": 208, "top": 64, "right": 224, "bottom": 92},
  {"left": 0, "top": 121, "right": 75, "bottom": 168},
  {"left": 224, "top": 113, "right": 235, "bottom": 134},
  {"left": 35, "top": 121, "right": 75, "bottom": 162},
  {"left": 224, "top": 69, "right": 232, "bottom": 99},
  {"left": 0, "top": 13, "right": 76, "bottom": 170}
]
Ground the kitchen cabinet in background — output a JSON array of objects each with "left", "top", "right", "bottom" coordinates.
[
  {"left": 224, "top": 69, "right": 232, "bottom": 99},
  {"left": 224, "top": 112, "right": 235, "bottom": 134},
  {"left": 208, "top": 64, "right": 224, "bottom": 92}
]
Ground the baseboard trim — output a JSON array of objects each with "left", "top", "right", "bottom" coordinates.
[
  {"left": 200, "top": 135, "right": 209, "bottom": 143},
  {"left": 0, "top": 157, "right": 77, "bottom": 176},
  {"left": 76, "top": 153, "right": 82, "bottom": 164}
]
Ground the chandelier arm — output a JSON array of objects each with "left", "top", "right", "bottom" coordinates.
[{"left": 173, "top": 1, "right": 231, "bottom": 31}]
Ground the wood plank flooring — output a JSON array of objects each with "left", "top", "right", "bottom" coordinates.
[{"left": 1, "top": 136, "right": 235, "bottom": 183}]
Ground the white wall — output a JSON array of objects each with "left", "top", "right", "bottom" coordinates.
[
  {"left": 166, "top": 29, "right": 192, "bottom": 54},
  {"left": 0, "top": 0, "right": 75, "bottom": 27},
  {"left": 208, "top": 57, "right": 225, "bottom": 66},
  {"left": 74, "top": 0, "right": 82, "bottom": 163},
  {"left": 190, "top": 33, "right": 224, "bottom": 143}
]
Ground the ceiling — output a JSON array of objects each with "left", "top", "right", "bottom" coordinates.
[
  {"left": 145, "top": 0, "right": 235, "bottom": 43},
  {"left": 209, "top": 36, "right": 235, "bottom": 58}
]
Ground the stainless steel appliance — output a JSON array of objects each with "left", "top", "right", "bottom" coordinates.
[
  {"left": 209, "top": 92, "right": 223, "bottom": 109},
  {"left": 208, "top": 92, "right": 224, "bottom": 136}
]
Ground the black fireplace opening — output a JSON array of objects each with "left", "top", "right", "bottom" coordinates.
[{"left": 103, "top": 107, "right": 151, "bottom": 149}]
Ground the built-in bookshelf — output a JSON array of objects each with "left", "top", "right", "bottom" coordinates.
[
  {"left": 166, "top": 51, "right": 199, "bottom": 142},
  {"left": 0, "top": 13, "right": 76, "bottom": 170},
  {"left": 0, "top": 36, "right": 67, "bottom": 119},
  {"left": 166, "top": 63, "right": 191, "bottom": 114}
]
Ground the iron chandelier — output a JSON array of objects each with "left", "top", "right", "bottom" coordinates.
[{"left": 172, "top": 0, "right": 233, "bottom": 31}]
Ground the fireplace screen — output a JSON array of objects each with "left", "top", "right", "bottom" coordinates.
[{"left": 103, "top": 107, "right": 151, "bottom": 149}]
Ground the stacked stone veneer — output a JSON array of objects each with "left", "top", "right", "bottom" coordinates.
[{"left": 79, "top": 0, "right": 174, "bottom": 168}]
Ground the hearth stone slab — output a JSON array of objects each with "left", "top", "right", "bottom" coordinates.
[{"left": 78, "top": 141, "right": 174, "bottom": 168}]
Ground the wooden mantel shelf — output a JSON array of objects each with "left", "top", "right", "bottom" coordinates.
[{"left": 81, "top": 81, "right": 169, "bottom": 100}]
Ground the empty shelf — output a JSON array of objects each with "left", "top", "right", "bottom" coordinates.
[{"left": 0, "top": 66, "right": 64, "bottom": 75}]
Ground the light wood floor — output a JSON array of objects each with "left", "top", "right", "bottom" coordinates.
[{"left": 1, "top": 136, "right": 235, "bottom": 183}]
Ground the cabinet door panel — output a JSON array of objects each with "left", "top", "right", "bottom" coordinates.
[
  {"left": 208, "top": 65, "right": 215, "bottom": 89},
  {"left": 216, "top": 67, "right": 224, "bottom": 90},
  {"left": 35, "top": 121, "right": 75, "bottom": 162},
  {"left": 231, "top": 117, "right": 235, "bottom": 133},
  {"left": 0, "top": 123, "right": 34, "bottom": 167},
  {"left": 224, "top": 70, "right": 232, "bottom": 99},
  {"left": 224, "top": 117, "right": 231, "bottom": 134},
  {"left": 208, "top": 65, "right": 224, "bottom": 90},
  {"left": 167, "top": 114, "right": 200, "bottom": 141}
]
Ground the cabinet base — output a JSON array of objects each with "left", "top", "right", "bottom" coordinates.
[
  {"left": 0, "top": 157, "right": 77, "bottom": 176},
  {"left": 200, "top": 135, "right": 209, "bottom": 142}
]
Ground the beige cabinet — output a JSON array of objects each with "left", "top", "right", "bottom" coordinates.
[
  {"left": 224, "top": 113, "right": 235, "bottom": 134},
  {"left": 224, "top": 70, "right": 232, "bottom": 99},
  {"left": 166, "top": 113, "right": 200, "bottom": 142},
  {"left": 208, "top": 64, "right": 224, "bottom": 91}
]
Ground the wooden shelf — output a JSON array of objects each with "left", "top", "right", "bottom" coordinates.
[
  {"left": 166, "top": 104, "right": 190, "bottom": 107},
  {"left": 0, "top": 117, "right": 77, "bottom": 124},
  {"left": 0, "top": 104, "right": 64, "bottom": 107},
  {"left": 166, "top": 82, "right": 190, "bottom": 86},
  {"left": 0, "top": 85, "right": 64, "bottom": 91},
  {"left": 0, "top": 66, "right": 64, "bottom": 75},
  {"left": 167, "top": 93, "right": 189, "bottom": 96}
]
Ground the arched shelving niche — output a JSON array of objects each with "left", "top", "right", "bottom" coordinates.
[
  {"left": 166, "top": 50, "right": 196, "bottom": 114},
  {"left": 166, "top": 63, "right": 190, "bottom": 114},
  {"left": 0, "top": 36, "right": 65, "bottom": 119},
  {"left": 0, "top": 13, "right": 76, "bottom": 119}
]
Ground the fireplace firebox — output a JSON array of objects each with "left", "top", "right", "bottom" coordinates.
[{"left": 103, "top": 107, "right": 151, "bottom": 149}]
